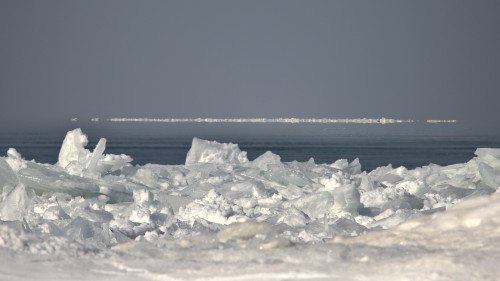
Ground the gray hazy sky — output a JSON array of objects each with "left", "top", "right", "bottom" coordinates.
[{"left": 1, "top": 1, "right": 499, "bottom": 136}]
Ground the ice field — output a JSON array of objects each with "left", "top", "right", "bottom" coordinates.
[{"left": 0, "top": 128, "right": 499, "bottom": 280}]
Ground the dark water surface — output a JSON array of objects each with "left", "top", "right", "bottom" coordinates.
[{"left": 1, "top": 133, "right": 500, "bottom": 172}]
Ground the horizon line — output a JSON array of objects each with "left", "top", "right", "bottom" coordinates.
[
  {"left": 71, "top": 117, "right": 458, "bottom": 124},
  {"left": 105, "top": 117, "right": 413, "bottom": 124}
]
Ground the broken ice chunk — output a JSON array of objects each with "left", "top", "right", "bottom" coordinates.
[
  {"left": 133, "top": 189, "right": 154, "bottom": 206},
  {"left": 321, "top": 172, "right": 361, "bottom": 214},
  {"left": 252, "top": 151, "right": 281, "bottom": 170},
  {"left": 286, "top": 191, "right": 334, "bottom": 219},
  {"left": 185, "top": 138, "right": 249, "bottom": 165},
  {"left": 331, "top": 184, "right": 361, "bottom": 214},
  {"left": 5, "top": 148, "right": 27, "bottom": 172},
  {"left": 57, "top": 128, "right": 91, "bottom": 169},
  {"left": 95, "top": 154, "right": 133, "bottom": 174},
  {"left": 6, "top": 148, "right": 22, "bottom": 159},
  {"left": 129, "top": 206, "right": 151, "bottom": 224},
  {"left": 42, "top": 205, "right": 71, "bottom": 220},
  {"left": 177, "top": 189, "right": 245, "bottom": 225},
  {"left": 0, "top": 158, "right": 20, "bottom": 189},
  {"left": 18, "top": 161, "right": 99, "bottom": 197},
  {"left": 277, "top": 206, "right": 309, "bottom": 227},
  {"left": 63, "top": 216, "right": 114, "bottom": 246},
  {"left": 0, "top": 184, "right": 32, "bottom": 221},
  {"left": 478, "top": 162, "right": 500, "bottom": 188},
  {"left": 474, "top": 148, "right": 500, "bottom": 159}
]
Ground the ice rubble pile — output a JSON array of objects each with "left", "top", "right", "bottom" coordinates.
[{"left": 0, "top": 128, "right": 499, "bottom": 255}]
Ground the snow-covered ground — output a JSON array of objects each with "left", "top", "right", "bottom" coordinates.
[{"left": 0, "top": 128, "right": 499, "bottom": 280}]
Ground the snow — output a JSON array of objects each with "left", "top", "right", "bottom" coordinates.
[{"left": 0, "top": 128, "right": 499, "bottom": 280}]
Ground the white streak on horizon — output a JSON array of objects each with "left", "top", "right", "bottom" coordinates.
[
  {"left": 91, "top": 118, "right": 100, "bottom": 122},
  {"left": 106, "top": 117, "right": 415, "bottom": 124},
  {"left": 426, "top": 119, "right": 457, "bottom": 123}
]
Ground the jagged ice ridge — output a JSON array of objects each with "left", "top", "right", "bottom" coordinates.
[{"left": 0, "top": 128, "right": 499, "bottom": 280}]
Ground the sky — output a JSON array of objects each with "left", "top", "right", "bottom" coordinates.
[{"left": 1, "top": 1, "right": 499, "bottom": 137}]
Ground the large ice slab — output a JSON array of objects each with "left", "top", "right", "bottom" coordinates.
[
  {"left": 57, "top": 128, "right": 91, "bottom": 169},
  {"left": 185, "top": 138, "right": 249, "bottom": 165}
]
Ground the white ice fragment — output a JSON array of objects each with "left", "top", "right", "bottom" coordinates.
[
  {"left": 185, "top": 138, "right": 248, "bottom": 165},
  {"left": 263, "top": 164, "right": 310, "bottom": 188},
  {"left": 0, "top": 184, "right": 32, "bottom": 221},
  {"left": 358, "top": 172, "right": 374, "bottom": 192},
  {"left": 331, "top": 184, "right": 361, "bottom": 214},
  {"left": 330, "top": 159, "right": 349, "bottom": 170},
  {"left": 133, "top": 189, "right": 154, "bottom": 206},
  {"left": 252, "top": 151, "right": 281, "bottom": 170},
  {"left": 0, "top": 158, "right": 20, "bottom": 189},
  {"left": 277, "top": 206, "right": 309, "bottom": 227},
  {"left": 129, "top": 207, "right": 151, "bottom": 224},
  {"left": 42, "top": 205, "right": 71, "bottom": 220},
  {"left": 177, "top": 189, "right": 244, "bottom": 225},
  {"left": 287, "top": 191, "right": 333, "bottom": 219},
  {"left": 57, "top": 128, "right": 91, "bottom": 169},
  {"left": 349, "top": 158, "right": 362, "bottom": 174},
  {"left": 251, "top": 182, "right": 276, "bottom": 198},
  {"left": 19, "top": 161, "right": 100, "bottom": 195},
  {"left": 329, "top": 158, "right": 362, "bottom": 174},
  {"left": 478, "top": 162, "right": 500, "bottom": 188},
  {"left": 63, "top": 216, "right": 103, "bottom": 242},
  {"left": 5, "top": 148, "right": 27, "bottom": 172},
  {"left": 321, "top": 172, "right": 361, "bottom": 214},
  {"left": 320, "top": 172, "right": 343, "bottom": 191},
  {"left": 142, "top": 230, "right": 159, "bottom": 242},
  {"left": 6, "top": 148, "right": 22, "bottom": 159},
  {"left": 257, "top": 193, "right": 283, "bottom": 208},
  {"left": 396, "top": 180, "right": 429, "bottom": 197},
  {"left": 474, "top": 148, "right": 500, "bottom": 159},
  {"left": 96, "top": 154, "right": 133, "bottom": 174}
]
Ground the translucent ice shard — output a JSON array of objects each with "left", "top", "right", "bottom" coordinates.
[
  {"left": 0, "top": 158, "right": 20, "bottom": 189},
  {"left": 286, "top": 192, "right": 333, "bottom": 219},
  {"left": 86, "top": 138, "right": 106, "bottom": 172}
]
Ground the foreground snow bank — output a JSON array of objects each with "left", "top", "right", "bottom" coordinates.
[{"left": 0, "top": 128, "right": 499, "bottom": 280}]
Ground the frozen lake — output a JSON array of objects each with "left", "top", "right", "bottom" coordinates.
[{"left": 0, "top": 129, "right": 499, "bottom": 280}]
